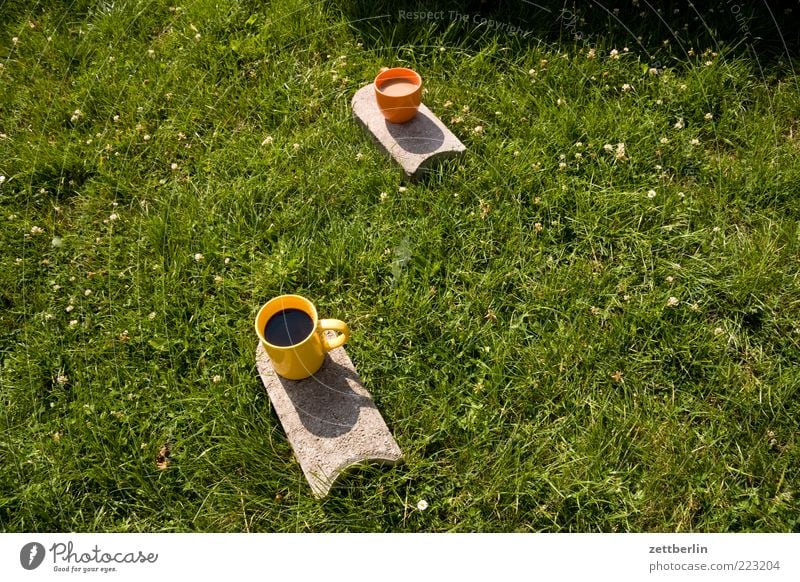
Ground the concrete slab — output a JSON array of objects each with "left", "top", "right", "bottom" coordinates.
[
  {"left": 352, "top": 83, "right": 466, "bottom": 180},
  {"left": 255, "top": 332, "right": 402, "bottom": 498}
]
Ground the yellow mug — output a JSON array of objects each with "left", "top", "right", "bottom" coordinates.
[{"left": 255, "top": 294, "right": 349, "bottom": 380}]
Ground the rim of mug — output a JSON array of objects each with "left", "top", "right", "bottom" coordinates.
[
  {"left": 374, "top": 67, "right": 422, "bottom": 96},
  {"left": 255, "top": 294, "right": 318, "bottom": 349}
]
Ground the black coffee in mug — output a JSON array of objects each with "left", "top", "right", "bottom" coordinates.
[{"left": 264, "top": 308, "right": 314, "bottom": 347}]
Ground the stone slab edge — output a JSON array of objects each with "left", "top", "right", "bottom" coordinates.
[
  {"left": 256, "top": 334, "right": 402, "bottom": 498},
  {"left": 352, "top": 83, "right": 466, "bottom": 180}
]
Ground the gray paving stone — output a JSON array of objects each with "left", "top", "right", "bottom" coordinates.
[
  {"left": 352, "top": 83, "right": 466, "bottom": 180},
  {"left": 255, "top": 332, "right": 402, "bottom": 498}
]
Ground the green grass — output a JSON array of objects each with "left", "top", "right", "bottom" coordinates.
[{"left": 1, "top": 0, "right": 799, "bottom": 532}]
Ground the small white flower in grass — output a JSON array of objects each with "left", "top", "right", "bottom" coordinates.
[
  {"left": 679, "top": 84, "right": 687, "bottom": 91},
  {"left": 44, "top": 313, "right": 55, "bottom": 320},
  {"left": 443, "top": 100, "right": 453, "bottom": 108},
  {"left": 473, "top": 125, "right": 483, "bottom": 134},
  {"left": 615, "top": 142, "right": 627, "bottom": 160},
  {"left": 574, "top": 141, "right": 583, "bottom": 148},
  {"left": 712, "top": 226, "right": 721, "bottom": 233},
  {"left": 214, "top": 275, "right": 223, "bottom": 283},
  {"left": 224, "top": 257, "right": 231, "bottom": 265},
  {"left": 690, "top": 138, "right": 700, "bottom": 145},
  {"left": 170, "top": 162, "right": 178, "bottom": 170},
  {"left": 603, "top": 143, "right": 613, "bottom": 153},
  {"left": 462, "top": 105, "right": 470, "bottom": 113},
  {"left": 587, "top": 48, "right": 596, "bottom": 59},
  {"left": 714, "top": 327, "right": 724, "bottom": 335},
  {"left": 704, "top": 112, "right": 714, "bottom": 121},
  {"left": 666, "top": 276, "right": 674, "bottom": 284},
  {"left": 574, "top": 152, "right": 582, "bottom": 160},
  {"left": 647, "top": 190, "right": 657, "bottom": 199},
  {"left": 69, "top": 319, "right": 78, "bottom": 326},
  {"left": 56, "top": 374, "right": 68, "bottom": 385},
  {"left": 14, "top": 257, "right": 22, "bottom": 265},
  {"left": 84, "top": 289, "right": 92, "bottom": 296},
  {"left": 292, "top": 143, "right": 300, "bottom": 150},
  {"left": 65, "top": 305, "right": 74, "bottom": 312},
  {"left": 212, "top": 375, "right": 222, "bottom": 383},
  {"left": 558, "top": 162, "right": 567, "bottom": 171},
  {"left": 195, "top": 33, "right": 201, "bottom": 41},
  {"left": 674, "top": 118, "right": 685, "bottom": 130},
  {"left": 143, "top": 134, "right": 151, "bottom": 141},
  {"left": 513, "top": 150, "right": 520, "bottom": 157},
  {"left": 556, "top": 98, "right": 564, "bottom": 106},
  {"left": 30, "top": 225, "right": 44, "bottom": 235},
  {"left": 71, "top": 109, "right": 82, "bottom": 122},
  {"left": 109, "top": 213, "right": 119, "bottom": 221},
  {"left": 12, "top": 37, "right": 18, "bottom": 45},
  {"left": 113, "top": 115, "right": 120, "bottom": 122},
  {"left": 660, "top": 137, "right": 669, "bottom": 144},
  {"left": 666, "top": 296, "right": 679, "bottom": 307},
  {"left": 0, "top": 175, "right": 5, "bottom": 184},
  {"left": 705, "top": 60, "right": 713, "bottom": 66},
  {"left": 398, "top": 186, "right": 407, "bottom": 193},
  {"left": 609, "top": 49, "right": 619, "bottom": 59},
  {"left": 622, "top": 83, "right": 633, "bottom": 92},
  {"left": 417, "top": 499, "right": 428, "bottom": 511},
  {"left": 354, "top": 152, "right": 363, "bottom": 161},
  {"left": 648, "top": 67, "right": 659, "bottom": 76},
  {"left": 261, "top": 136, "right": 273, "bottom": 146},
  {"left": 379, "top": 192, "right": 388, "bottom": 202},
  {"left": 194, "top": 253, "right": 204, "bottom": 262},
  {"left": 147, "top": 49, "right": 155, "bottom": 57},
  {"left": 148, "top": 311, "right": 157, "bottom": 320}
]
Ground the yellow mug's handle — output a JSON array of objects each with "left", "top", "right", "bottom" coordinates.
[{"left": 319, "top": 319, "right": 349, "bottom": 352}]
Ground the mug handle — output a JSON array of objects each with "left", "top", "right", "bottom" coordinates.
[{"left": 319, "top": 319, "right": 350, "bottom": 351}]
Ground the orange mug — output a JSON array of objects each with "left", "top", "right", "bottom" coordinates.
[{"left": 374, "top": 67, "right": 422, "bottom": 124}]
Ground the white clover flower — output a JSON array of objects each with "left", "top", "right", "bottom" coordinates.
[
  {"left": 109, "top": 213, "right": 119, "bottom": 221},
  {"left": 615, "top": 142, "right": 627, "bottom": 160},
  {"left": 143, "top": 134, "right": 151, "bottom": 141},
  {"left": 194, "top": 253, "right": 204, "bottom": 262},
  {"left": 69, "top": 319, "right": 78, "bottom": 326},
  {"left": 622, "top": 83, "right": 633, "bottom": 92},
  {"left": 212, "top": 375, "right": 222, "bottom": 383},
  {"left": 610, "top": 49, "right": 619, "bottom": 59},
  {"left": 148, "top": 312, "right": 156, "bottom": 320},
  {"left": 355, "top": 152, "right": 363, "bottom": 161},
  {"left": 379, "top": 192, "right": 388, "bottom": 202},
  {"left": 473, "top": 125, "right": 483, "bottom": 134},
  {"left": 674, "top": 118, "right": 685, "bottom": 129},
  {"left": 224, "top": 257, "right": 231, "bottom": 265},
  {"left": 65, "top": 305, "right": 74, "bottom": 312},
  {"left": 30, "top": 225, "right": 44, "bottom": 235},
  {"left": 292, "top": 143, "right": 300, "bottom": 150},
  {"left": 690, "top": 138, "right": 700, "bottom": 145},
  {"left": 704, "top": 112, "right": 714, "bottom": 120},
  {"left": 603, "top": 143, "right": 614, "bottom": 153},
  {"left": 558, "top": 162, "right": 567, "bottom": 170},
  {"left": 666, "top": 296, "right": 679, "bottom": 307},
  {"left": 0, "top": 175, "right": 5, "bottom": 184},
  {"left": 660, "top": 137, "right": 669, "bottom": 144},
  {"left": 84, "top": 289, "right": 92, "bottom": 296},
  {"left": 647, "top": 189, "right": 657, "bottom": 199},
  {"left": 417, "top": 499, "right": 429, "bottom": 511},
  {"left": 261, "top": 136, "right": 273, "bottom": 146},
  {"left": 170, "top": 162, "right": 178, "bottom": 170},
  {"left": 398, "top": 186, "right": 407, "bottom": 193},
  {"left": 214, "top": 275, "right": 223, "bottom": 283}
]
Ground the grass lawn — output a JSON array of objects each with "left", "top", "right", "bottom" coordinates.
[{"left": 1, "top": 0, "right": 799, "bottom": 532}]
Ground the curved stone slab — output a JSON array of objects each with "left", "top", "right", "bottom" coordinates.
[
  {"left": 352, "top": 83, "right": 466, "bottom": 180},
  {"left": 255, "top": 333, "right": 402, "bottom": 498}
]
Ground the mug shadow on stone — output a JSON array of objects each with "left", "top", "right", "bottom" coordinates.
[
  {"left": 276, "top": 356, "right": 377, "bottom": 438},
  {"left": 385, "top": 110, "right": 445, "bottom": 154}
]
